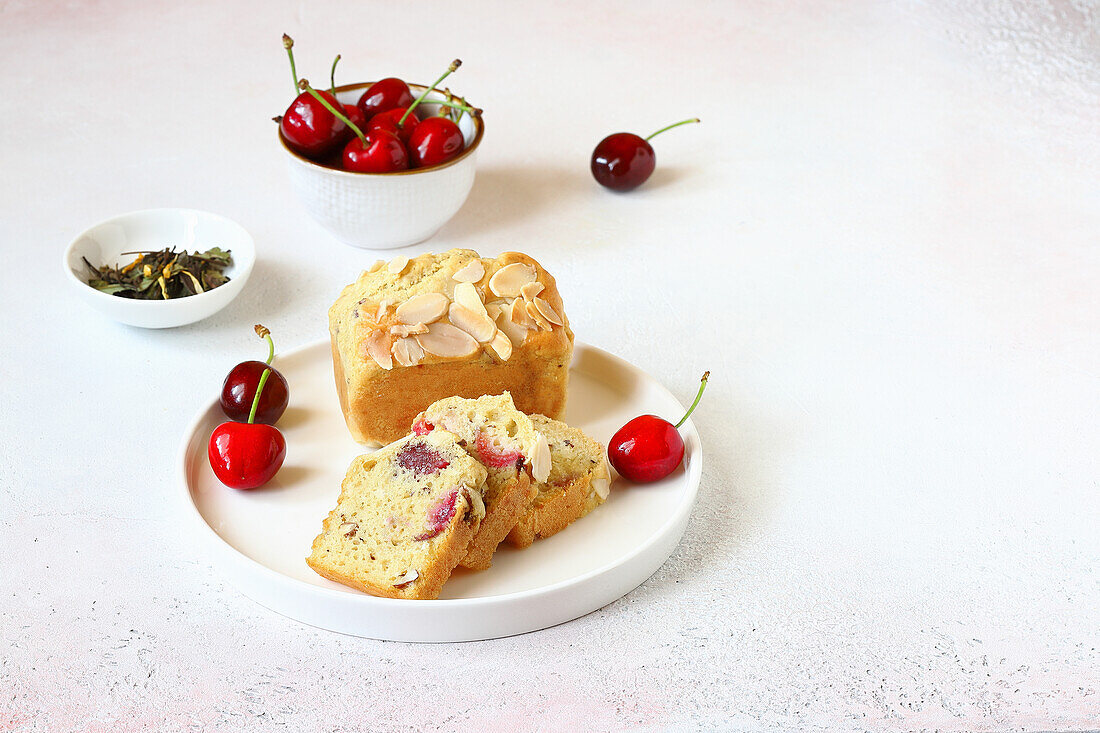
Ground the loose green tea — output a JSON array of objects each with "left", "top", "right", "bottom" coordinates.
[{"left": 84, "top": 247, "right": 232, "bottom": 300}]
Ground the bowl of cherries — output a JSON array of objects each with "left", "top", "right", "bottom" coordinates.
[{"left": 276, "top": 36, "right": 484, "bottom": 250}]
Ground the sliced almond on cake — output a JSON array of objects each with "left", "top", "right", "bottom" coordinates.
[
  {"left": 416, "top": 322, "right": 480, "bottom": 358},
  {"left": 452, "top": 259, "right": 485, "bottom": 283},
  {"left": 397, "top": 293, "right": 449, "bottom": 325},
  {"left": 489, "top": 263, "right": 538, "bottom": 298},
  {"left": 449, "top": 302, "right": 497, "bottom": 343}
]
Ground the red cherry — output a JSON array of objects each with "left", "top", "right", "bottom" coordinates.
[
  {"left": 368, "top": 108, "right": 420, "bottom": 144},
  {"left": 297, "top": 80, "right": 409, "bottom": 173},
  {"left": 219, "top": 325, "right": 289, "bottom": 424},
  {"left": 208, "top": 422, "right": 287, "bottom": 490},
  {"left": 343, "top": 103, "right": 367, "bottom": 135},
  {"left": 221, "top": 361, "right": 289, "bottom": 424},
  {"left": 342, "top": 129, "right": 409, "bottom": 173},
  {"left": 412, "top": 419, "right": 434, "bottom": 435},
  {"left": 608, "top": 371, "right": 709, "bottom": 483},
  {"left": 279, "top": 90, "right": 348, "bottom": 158},
  {"left": 209, "top": 324, "right": 288, "bottom": 489},
  {"left": 591, "top": 118, "right": 699, "bottom": 191},
  {"left": 276, "top": 37, "right": 346, "bottom": 158},
  {"left": 408, "top": 116, "right": 464, "bottom": 168},
  {"left": 357, "top": 78, "right": 414, "bottom": 120}
]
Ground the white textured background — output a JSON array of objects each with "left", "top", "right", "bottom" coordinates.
[{"left": 1, "top": 1, "right": 1098, "bottom": 731}]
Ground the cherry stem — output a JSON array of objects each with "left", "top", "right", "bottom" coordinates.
[
  {"left": 330, "top": 54, "right": 341, "bottom": 96},
  {"left": 248, "top": 369, "right": 272, "bottom": 425},
  {"left": 645, "top": 118, "right": 701, "bottom": 142},
  {"left": 431, "top": 98, "right": 481, "bottom": 116},
  {"left": 282, "top": 34, "right": 298, "bottom": 98},
  {"left": 247, "top": 325, "right": 276, "bottom": 424},
  {"left": 674, "top": 371, "right": 710, "bottom": 429},
  {"left": 299, "top": 80, "right": 366, "bottom": 144},
  {"left": 400, "top": 59, "right": 461, "bottom": 126},
  {"left": 255, "top": 323, "right": 274, "bottom": 365}
]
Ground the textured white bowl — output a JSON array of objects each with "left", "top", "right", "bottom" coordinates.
[
  {"left": 64, "top": 208, "right": 255, "bottom": 329},
  {"left": 280, "top": 83, "right": 483, "bottom": 250}
]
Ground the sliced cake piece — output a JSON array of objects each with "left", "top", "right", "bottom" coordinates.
[
  {"left": 505, "top": 413, "right": 612, "bottom": 548},
  {"left": 413, "top": 392, "right": 550, "bottom": 570},
  {"left": 306, "top": 430, "right": 488, "bottom": 600}
]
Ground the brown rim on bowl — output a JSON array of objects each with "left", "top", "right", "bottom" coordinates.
[{"left": 277, "top": 81, "right": 484, "bottom": 177}]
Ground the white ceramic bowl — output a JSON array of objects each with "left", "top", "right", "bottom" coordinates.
[
  {"left": 64, "top": 208, "right": 255, "bottom": 329},
  {"left": 280, "top": 82, "right": 484, "bottom": 250}
]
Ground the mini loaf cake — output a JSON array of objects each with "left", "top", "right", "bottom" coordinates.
[
  {"left": 329, "top": 249, "right": 574, "bottom": 446},
  {"left": 506, "top": 414, "right": 612, "bottom": 548},
  {"left": 413, "top": 393, "right": 550, "bottom": 570},
  {"left": 306, "top": 430, "right": 488, "bottom": 600}
]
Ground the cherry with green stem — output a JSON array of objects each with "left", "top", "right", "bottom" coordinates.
[
  {"left": 301, "top": 79, "right": 409, "bottom": 172},
  {"left": 278, "top": 35, "right": 347, "bottom": 158},
  {"left": 210, "top": 325, "right": 289, "bottom": 490},
  {"left": 591, "top": 117, "right": 701, "bottom": 191},
  {"left": 220, "top": 324, "right": 290, "bottom": 425},
  {"left": 608, "top": 371, "right": 709, "bottom": 483}
]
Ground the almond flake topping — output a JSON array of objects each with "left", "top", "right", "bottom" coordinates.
[
  {"left": 510, "top": 297, "right": 534, "bottom": 329},
  {"left": 526, "top": 301, "right": 553, "bottom": 331},
  {"left": 416, "top": 322, "right": 480, "bottom": 358},
  {"left": 368, "top": 260, "right": 385, "bottom": 273},
  {"left": 391, "top": 337, "right": 415, "bottom": 367},
  {"left": 388, "top": 256, "right": 411, "bottom": 275},
  {"left": 488, "top": 263, "right": 538, "bottom": 298},
  {"left": 484, "top": 302, "right": 504, "bottom": 320},
  {"left": 396, "top": 293, "right": 449, "bottom": 325},
  {"left": 520, "top": 282, "right": 544, "bottom": 301},
  {"left": 448, "top": 302, "right": 497, "bottom": 343},
  {"left": 391, "top": 323, "right": 429, "bottom": 338},
  {"left": 532, "top": 297, "right": 563, "bottom": 326},
  {"left": 404, "top": 336, "right": 425, "bottom": 364},
  {"left": 452, "top": 259, "right": 485, "bottom": 283},
  {"left": 592, "top": 477, "right": 611, "bottom": 501},
  {"left": 531, "top": 434, "right": 551, "bottom": 483},
  {"left": 366, "top": 332, "right": 393, "bottom": 370},
  {"left": 495, "top": 308, "right": 529, "bottom": 347},
  {"left": 488, "top": 330, "right": 513, "bottom": 361},
  {"left": 452, "top": 282, "right": 487, "bottom": 317},
  {"left": 375, "top": 299, "right": 393, "bottom": 322},
  {"left": 393, "top": 569, "right": 419, "bottom": 587}
]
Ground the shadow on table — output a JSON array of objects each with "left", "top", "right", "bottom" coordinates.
[{"left": 439, "top": 164, "right": 589, "bottom": 240}]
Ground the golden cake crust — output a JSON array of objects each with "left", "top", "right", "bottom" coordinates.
[{"left": 329, "top": 250, "right": 574, "bottom": 446}]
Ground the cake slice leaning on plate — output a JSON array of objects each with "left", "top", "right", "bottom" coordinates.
[
  {"left": 306, "top": 429, "right": 488, "bottom": 600},
  {"left": 412, "top": 392, "right": 550, "bottom": 570},
  {"left": 505, "top": 413, "right": 613, "bottom": 548}
]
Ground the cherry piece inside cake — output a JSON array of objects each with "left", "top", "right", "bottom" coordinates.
[
  {"left": 413, "top": 392, "right": 550, "bottom": 570},
  {"left": 505, "top": 413, "right": 613, "bottom": 548},
  {"left": 306, "top": 430, "right": 488, "bottom": 600}
]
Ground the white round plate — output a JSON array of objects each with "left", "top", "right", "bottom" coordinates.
[{"left": 180, "top": 340, "right": 702, "bottom": 642}]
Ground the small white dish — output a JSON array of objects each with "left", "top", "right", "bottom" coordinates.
[
  {"left": 64, "top": 208, "right": 255, "bottom": 329},
  {"left": 179, "top": 341, "right": 702, "bottom": 642},
  {"left": 280, "top": 83, "right": 483, "bottom": 250}
]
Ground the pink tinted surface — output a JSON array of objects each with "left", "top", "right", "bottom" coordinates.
[{"left": 1, "top": 0, "right": 1098, "bottom": 731}]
